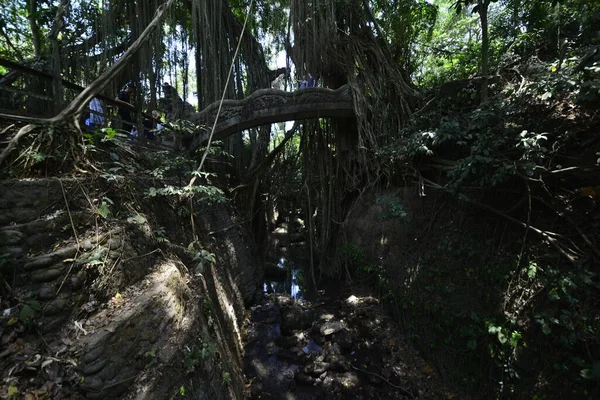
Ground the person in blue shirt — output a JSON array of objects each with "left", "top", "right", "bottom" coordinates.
[
  {"left": 308, "top": 74, "right": 317, "bottom": 87},
  {"left": 299, "top": 75, "right": 308, "bottom": 89},
  {"left": 115, "top": 82, "right": 136, "bottom": 132}
]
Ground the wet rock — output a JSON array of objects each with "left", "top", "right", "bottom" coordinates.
[
  {"left": 332, "top": 329, "right": 353, "bottom": 350},
  {"left": 82, "top": 240, "right": 93, "bottom": 250},
  {"left": 325, "top": 342, "right": 340, "bottom": 355},
  {"left": 38, "top": 286, "right": 56, "bottom": 300},
  {"left": 44, "top": 298, "right": 68, "bottom": 316},
  {"left": 320, "top": 375, "right": 338, "bottom": 392},
  {"left": 31, "top": 267, "right": 63, "bottom": 283},
  {"left": 277, "top": 335, "right": 298, "bottom": 349},
  {"left": 24, "top": 257, "right": 54, "bottom": 271},
  {"left": 273, "top": 294, "right": 294, "bottom": 308},
  {"left": 0, "top": 230, "right": 25, "bottom": 245},
  {"left": 326, "top": 355, "right": 350, "bottom": 372},
  {"left": 83, "top": 359, "right": 107, "bottom": 375},
  {"left": 337, "top": 372, "right": 360, "bottom": 389},
  {"left": 320, "top": 321, "right": 345, "bottom": 336},
  {"left": 304, "top": 361, "right": 330, "bottom": 376},
  {"left": 302, "top": 338, "right": 323, "bottom": 355},
  {"left": 278, "top": 349, "right": 306, "bottom": 364},
  {"left": 266, "top": 341, "right": 277, "bottom": 355},
  {"left": 295, "top": 373, "right": 317, "bottom": 386},
  {"left": 281, "top": 305, "right": 313, "bottom": 334},
  {"left": 252, "top": 303, "right": 280, "bottom": 324}
]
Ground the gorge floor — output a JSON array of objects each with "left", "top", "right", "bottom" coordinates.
[{"left": 243, "top": 284, "right": 456, "bottom": 400}]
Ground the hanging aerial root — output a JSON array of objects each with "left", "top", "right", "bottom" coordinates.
[
  {"left": 422, "top": 178, "right": 585, "bottom": 265},
  {"left": 0, "top": 124, "right": 38, "bottom": 167}
]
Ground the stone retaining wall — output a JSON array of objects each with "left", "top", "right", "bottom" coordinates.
[{"left": 0, "top": 178, "right": 260, "bottom": 399}]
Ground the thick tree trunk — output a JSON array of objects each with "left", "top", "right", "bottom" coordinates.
[
  {"left": 27, "top": 0, "right": 43, "bottom": 58},
  {"left": 479, "top": 0, "right": 490, "bottom": 103},
  {"left": 195, "top": 30, "right": 203, "bottom": 110},
  {"left": 48, "top": 0, "right": 70, "bottom": 114}
]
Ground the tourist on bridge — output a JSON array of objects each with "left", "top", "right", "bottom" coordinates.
[
  {"left": 299, "top": 75, "right": 308, "bottom": 89},
  {"left": 115, "top": 81, "right": 136, "bottom": 133},
  {"left": 85, "top": 97, "right": 105, "bottom": 128},
  {"left": 308, "top": 74, "right": 317, "bottom": 88}
]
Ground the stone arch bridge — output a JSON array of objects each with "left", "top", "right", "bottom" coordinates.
[{"left": 177, "top": 85, "right": 354, "bottom": 153}]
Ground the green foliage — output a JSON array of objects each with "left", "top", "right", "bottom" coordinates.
[
  {"left": 221, "top": 371, "right": 232, "bottom": 386},
  {"left": 146, "top": 184, "right": 225, "bottom": 205},
  {"left": 96, "top": 197, "right": 113, "bottom": 219},
  {"left": 371, "top": 0, "right": 438, "bottom": 74},
  {"left": 192, "top": 249, "right": 216, "bottom": 276},
  {"left": 144, "top": 347, "right": 158, "bottom": 358},
  {"left": 19, "top": 300, "right": 41, "bottom": 323},
  {"left": 145, "top": 151, "right": 226, "bottom": 205},
  {"left": 154, "top": 226, "right": 169, "bottom": 243},
  {"left": 149, "top": 153, "right": 196, "bottom": 180},
  {"left": 183, "top": 339, "right": 217, "bottom": 372},
  {"left": 126, "top": 213, "right": 147, "bottom": 225},
  {"left": 375, "top": 195, "right": 407, "bottom": 220},
  {"left": 339, "top": 243, "right": 393, "bottom": 298},
  {"left": 82, "top": 128, "right": 118, "bottom": 145},
  {"left": 162, "top": 120, "right": 205, "bottom": 138}
]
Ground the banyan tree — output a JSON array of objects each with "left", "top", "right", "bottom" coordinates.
[{"left": 0, "top": 0, "right": 420, "bottom": 279}]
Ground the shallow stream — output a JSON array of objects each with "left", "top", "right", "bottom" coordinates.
[{"left": 245, "top": 236, "right": 450, "bottom": 399}]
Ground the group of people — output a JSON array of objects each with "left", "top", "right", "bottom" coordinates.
[
  {"left": 84, "top": 81, "right": 172, "bottom": 141},
  {"left": 298, "top": 74, "right": 318, "bottom": 89}
]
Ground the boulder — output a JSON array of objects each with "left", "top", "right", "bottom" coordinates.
[
  {"left": 320, "top": 321, "right": 345, "bottom": 336},
  {"left": 0, "top": 230, "right": 25, "bottom": 245}
]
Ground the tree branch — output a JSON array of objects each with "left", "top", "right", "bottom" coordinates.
[
  {"left": 0, "top": 0, "right": 176, "bottom": 167},
  {"left": 422, "top": 178, "right": 583, "bottom": 265}
]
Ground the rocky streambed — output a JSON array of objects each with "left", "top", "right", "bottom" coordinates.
[{"left": 243, "top": 288, "right": 456, "bottom": 399}]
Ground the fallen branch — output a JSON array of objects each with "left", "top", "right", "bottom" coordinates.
[{"left": 18, "top": 228, "right": 123, "bottom": 269}]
